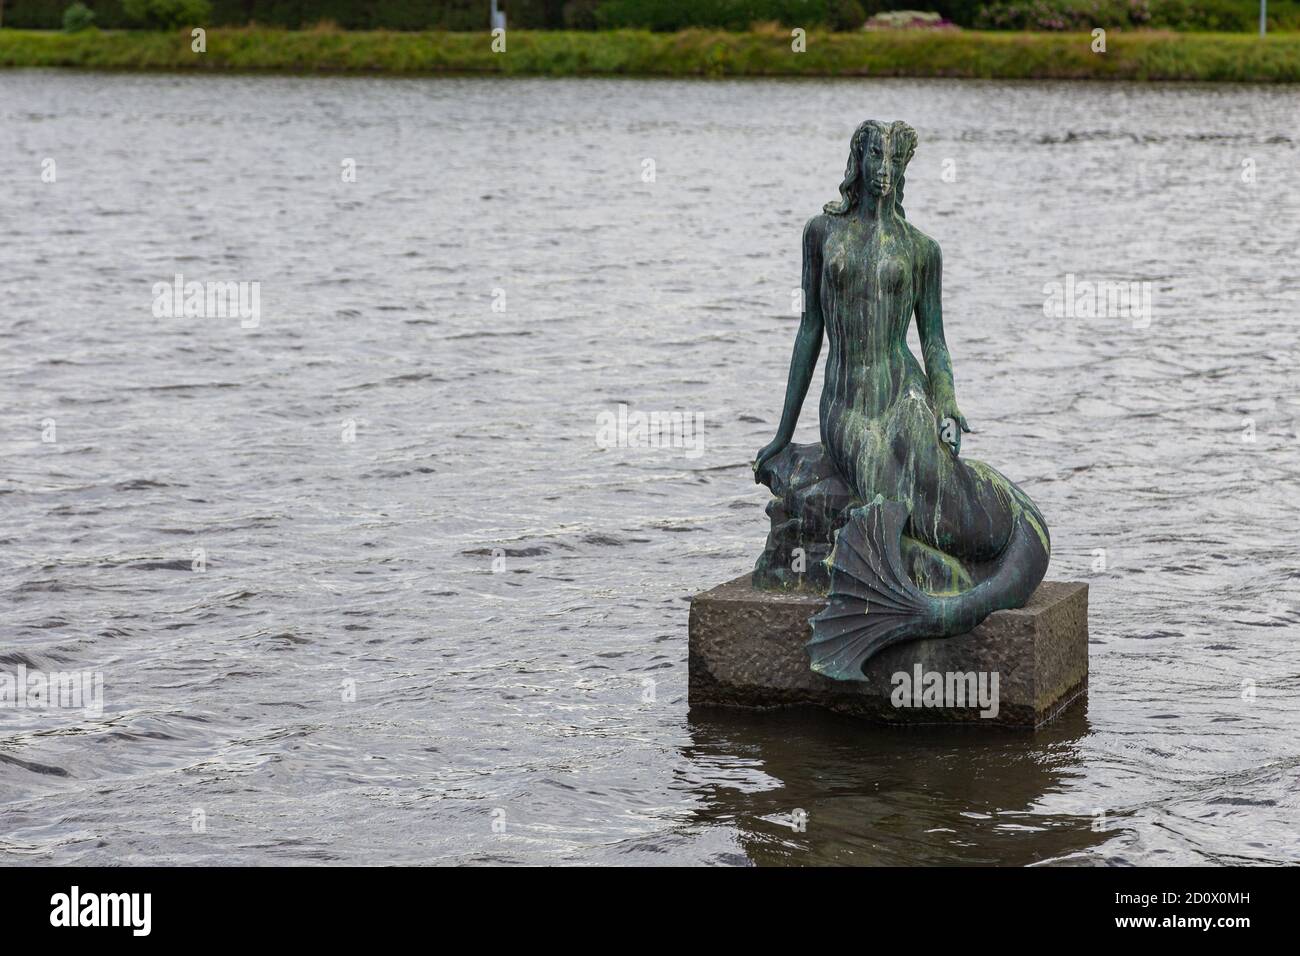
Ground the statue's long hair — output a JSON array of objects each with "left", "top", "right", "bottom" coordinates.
[{"left": 824, "top": 120, "right": 918, "bottom": 219}]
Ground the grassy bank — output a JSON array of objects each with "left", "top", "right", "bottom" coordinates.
[{"left": 3, "top": 27, "right": 1300, "bottom": 82}]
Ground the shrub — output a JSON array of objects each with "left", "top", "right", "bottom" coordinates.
[
  {"left": 122, "top": 0, "right": 212, "bottom": 29},
  {"left": 594, "top": 1, "right": 868, "bottom": 31},
  {"left": 972, "top": 0, "right": 1300, "bottom": 30},
  {"left": 62, "top": 1, "right": 96, "bottom": 31},
  {"left": 829, "top": 0, "right": 869, "bottom": 29},
  {"left": 974, "top": 0, "right": 1145, "bottom": 30},
  {"left": 2, "top": 0, "right": 1296, "bottom": 32},
  {"left": 865, "top": 9, "right": 959, "bottom": 27},
  {"left": 1146, "top": 0, "right": 1256, "bottom": 30},
  {"left": 563, "top": 0, "right": 603, "bottom": 29}
]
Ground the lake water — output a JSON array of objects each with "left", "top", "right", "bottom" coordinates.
[{"left": 2, "top": 71, "right": 1298, "bottom": 865}]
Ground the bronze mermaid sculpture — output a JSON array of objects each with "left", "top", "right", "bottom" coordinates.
[{"left": 752, "top": 120, "right": 1050, "bottom": 682}]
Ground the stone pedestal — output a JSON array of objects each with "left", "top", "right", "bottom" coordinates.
[{"left": 688, "top": 577, "right": 1088, "bottom": 729}]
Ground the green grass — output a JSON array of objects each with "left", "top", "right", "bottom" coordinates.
[{"left": 2, "top": 27, "right": 1300, "bottom": 82}]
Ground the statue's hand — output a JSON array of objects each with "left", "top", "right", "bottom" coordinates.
[
  {"left": 936, "top": 407, "right": 971, "bottom": 457},
  {"left": 753, "top": 438, "right": 788, "bottom": 484}
]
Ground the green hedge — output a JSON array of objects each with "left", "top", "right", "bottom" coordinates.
[
  {"left": 0, "top": 0, "right": 563, "bottom": 30},
  {"left": 591, "top": 1, "right": 865, "bottom": 31},
  {"left": 0, "top": 0, "right": 1295, "bottom": 30},
  {"left": 566, "top": 0, "right": 988, "bottom": 28},
  {"left": 4, "top": 26, "right": 1300, "bottom": 80},
  {"left": 0, "top": 0, "right": 974, "bottom": 29},
  {"left": 975, "top": 0, "right": 1300, "bottom": 30}
]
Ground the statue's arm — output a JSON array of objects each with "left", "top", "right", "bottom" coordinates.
[
  {"left": 754, "top": 217, "right": 825, "bottom": 480},
  {"left": 915, "top": 236, "right": 970, "bottom": 450}
]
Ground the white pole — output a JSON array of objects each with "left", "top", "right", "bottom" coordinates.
[{"left": 1261, "top": 0, "right": 1268, "bottom": 36}]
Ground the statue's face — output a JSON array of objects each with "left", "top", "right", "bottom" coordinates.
[{"left": 860, "top": 126, "right": 912, "bottom": 200}]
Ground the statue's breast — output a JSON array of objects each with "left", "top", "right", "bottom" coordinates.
[
  {"left": 824, "top": 243, "right": 854, "bottom": 288},
  {"left": 877, "top": 255, "right": 909, "bottom": 295},
  {"left": 822, "top": 235, "right": 911, "bottom": 303}
]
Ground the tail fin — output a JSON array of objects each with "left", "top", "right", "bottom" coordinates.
[{"left": 808, "top": 497, "right": 935, "bottom": 680}]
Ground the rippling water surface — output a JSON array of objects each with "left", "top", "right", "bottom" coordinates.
[{"left": 2, "top": 71, "right": 1298, "bottom": 865}]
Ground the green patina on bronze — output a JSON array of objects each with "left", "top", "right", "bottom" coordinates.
[{"left": 752, "top": 119, "right": 1050, "bottom": 681}]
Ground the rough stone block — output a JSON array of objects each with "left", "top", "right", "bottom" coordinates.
[{"left": 688, "top": 577, "right": 1088, "bottom": 728}]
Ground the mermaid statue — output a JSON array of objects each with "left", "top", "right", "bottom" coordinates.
[{"left": 752, "top": 120, "right": 1050, "bottom": 682}]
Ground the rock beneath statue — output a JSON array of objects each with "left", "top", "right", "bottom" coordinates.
[
  {"left": 689, "top": 577, "right": 1088, "bottom": 728},
  {"left": 752, "top": 442, "right": 858, "bottom": 593}
]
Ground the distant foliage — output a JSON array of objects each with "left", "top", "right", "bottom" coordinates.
[
  {"left": 975, "top": 0, "right": 1300, "bottom": 30},
  {"left": 563, "top": 0, "right": 603, "bottom": 29},
  {"left": 2, "top": 0, "right": 1296, "bottom": 31},
  {"left": 976, "top": 0, "right": 1150, "bottom": 29},
  {"left": 1146, "top": 0, "right": 1300, "bottom": 30},
  {"left": 62, "top": 1, "right": 97, "bottom": 30},
  {"left": 831, "top": 0, "right": 870, "bottom": 28},
  {"left": 122, "top": 0, "right": 212, "bottom": 29},
  {"left": 865, "top": 9, "right": 958, "bottom": 27},
  {"left": 592, "top": 0, "right": 867, "bottom": 31}
]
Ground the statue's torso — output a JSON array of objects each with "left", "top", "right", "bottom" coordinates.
[{"left": 818, "top": 216, "right": 928, "bottom": 427}]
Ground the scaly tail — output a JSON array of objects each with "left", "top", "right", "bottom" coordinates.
[{"left": 808, "top": 495, "right": 1049, "bottom": 681}]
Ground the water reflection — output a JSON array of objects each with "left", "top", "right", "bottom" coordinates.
[{"left": 682, "top": 703, "right": 1103, "bottom": 865}]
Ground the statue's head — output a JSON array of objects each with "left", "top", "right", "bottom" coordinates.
[{"left": 824, "top": 120, "right": 918, "bottom": 217}]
